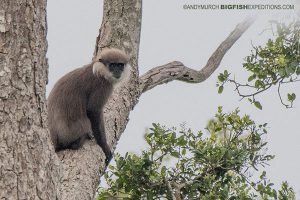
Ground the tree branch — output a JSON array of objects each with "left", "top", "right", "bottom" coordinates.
[
  {"left": 58, "top": 141, "right": 105, "bottom": 200},
  {"left": 139, "top": 17, "right": 256, "bottom": 93},
  {"left": 165, "top": 177, "right": 177, "bottom": 200}
]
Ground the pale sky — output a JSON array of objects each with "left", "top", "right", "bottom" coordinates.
[{"left": 47, "top": 0, "right": 300, "bottom": 195}]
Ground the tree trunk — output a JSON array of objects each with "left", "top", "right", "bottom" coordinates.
[{"left": 0, "top": 1, "right": 59, "bottom": 199}]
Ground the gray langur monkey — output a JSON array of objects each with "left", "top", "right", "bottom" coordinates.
[{"left": 47, "top": 48, "right": 130, "bottom": 164}]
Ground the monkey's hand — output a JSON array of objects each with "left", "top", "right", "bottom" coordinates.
[{"left": 105, "top": 150, "right": 113, "bottom": 165}]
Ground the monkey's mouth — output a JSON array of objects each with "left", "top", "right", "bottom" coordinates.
[{"left": 114, "top": 73, "right": 122, "bottom": 79}]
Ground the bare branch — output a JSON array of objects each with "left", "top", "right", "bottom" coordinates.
[
  {"left": 139, "top": 17, "right": 256, "bottom": 93},
  {"left": 278, "top": 80, "right": 292, "bottom": 108},
  {"left": 165, "top": 177, "right": 177, "bottom": 200},
  {"left": 58, "top": 141, "right": 105, "bottom": 200}
]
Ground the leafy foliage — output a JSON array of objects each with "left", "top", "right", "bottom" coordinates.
[
  {"left": 217, "top": 20, "right": 300, "bottom": 109},
  {"left": 97, "top": 108, "right": 295, "bottom": 200}
]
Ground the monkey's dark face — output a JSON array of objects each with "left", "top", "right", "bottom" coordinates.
[
  {"left": 108, "top": 63, "right": 125, "bottom": 79},
  {"left": 94, "top": 56, "right": 129, "bottom": 84}
]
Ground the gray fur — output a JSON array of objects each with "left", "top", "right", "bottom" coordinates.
[{"left": 47, "top": 48, "right": 129, "bottom": 163}]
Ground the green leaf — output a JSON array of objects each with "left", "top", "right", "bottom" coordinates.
[
  {"left": 178, "top": 135, "right": 187, "bottom": 146},
  {"left": 224, "top": 70, "right": 229, "bottom": 76},
  {"left": 218, "top": 86, "right": 224, "bottom": 94},
  {"left": 170, "top": 151, "right": 180, "bottom": 158},
  {"left": 287, "top": 93, "right": 296, "bottom": 101},
  {"left": 218, "top": 74, "right": 225, "bottom": 82},
  {"left": 296, "top": 67, "right": 300, "bottom": 75},
  {"left": 278, "top": 68, "right": 286, "bottom": 77},
  {"left": 254, "top": 101, "right": 262, "bottom": 110},
  {"left": 181, "top": 148, "right": 186, "bottom": 155},
  {"left": 277, "top": 54, "right": 286, "bottom": 66},
  {"left": 248, "top": 74, "right": 256, "bottom": 82},
  {"left": 285, "top": 66, "right": 294, "bottom": 75},
  {"left": 161, "top": 166, "right": 166, "bottom": 177},
  {"left": 255, "top": 80, "right": 264, "bottom": 88}
]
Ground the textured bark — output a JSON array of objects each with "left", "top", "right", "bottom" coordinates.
[{"left": 0, "top": 1, "right": 60, "bottom": 200}]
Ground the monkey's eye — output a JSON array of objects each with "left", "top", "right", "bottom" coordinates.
[
  {"left": 117, "top": 63, "right": 125, "bottom": 71},
  {"left": 109, "top": 63, "right": 117, "bottom": 70},
  {"left": 109, "top": 63, "right": 124, "bottom": 71}
]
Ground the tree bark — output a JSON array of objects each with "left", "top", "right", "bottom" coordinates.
[
  {"left": 0, "top": 0, "right": 254, "bottom": 199},
  {"left": 0, "top": 1, "right": 60, "bottom": 199}
]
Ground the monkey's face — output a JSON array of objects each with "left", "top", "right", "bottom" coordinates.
[
  {"left": 93, "top": 59, "right": 129, "bottom": 84},
  {"left": 108, "top": 63, "right": 125, "bottom": 79},
  {"left": 93, "top": 48, "right": 130, "bottom": 85}
]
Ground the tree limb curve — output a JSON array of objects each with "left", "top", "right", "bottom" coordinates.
[{"left": 139, "top": 17, "right": 256, "bottom": 93}]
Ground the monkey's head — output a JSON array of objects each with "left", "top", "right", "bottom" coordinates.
[{"left": 93, "top": 48, "right": 130, "bottom": 84}]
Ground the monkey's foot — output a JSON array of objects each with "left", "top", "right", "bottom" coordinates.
[
  {"left": 69, "top": 137, "right": 86, "bottom": 149},
  {"left": 105, "top": 151, "right": 113, "bottom": 165},
  {"left": 87, "top": 132, "right": 94, "bottom": 140}
]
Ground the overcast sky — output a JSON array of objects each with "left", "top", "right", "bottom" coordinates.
[{"left": 47, "top": 0, "right": 300, "bottom": 194}]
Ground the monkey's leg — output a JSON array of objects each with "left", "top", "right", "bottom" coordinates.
[
  {"left": 87, "top": 111, "right": 112, "bottom": 164},
  {"left": 69, "top": 136, "right": 87, "bottom": 149}
]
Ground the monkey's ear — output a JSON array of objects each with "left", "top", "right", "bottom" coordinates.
[{"left": 98, "top": 59, "right": 109, "bottom": 66}]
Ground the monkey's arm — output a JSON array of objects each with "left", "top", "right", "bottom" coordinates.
[{"left": 87, "top": 110, "right": 112, "bottom": 164}]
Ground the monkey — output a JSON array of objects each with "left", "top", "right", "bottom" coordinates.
[{"left": 47, "top": 48, "right": 130, "bottom": 164}]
